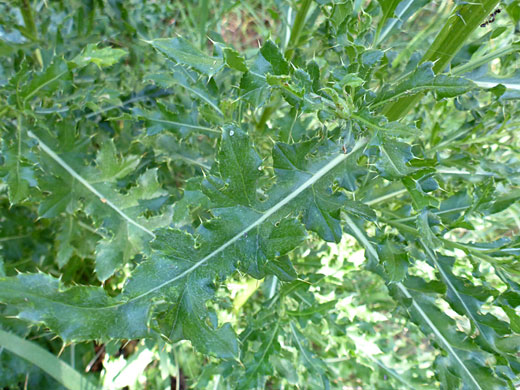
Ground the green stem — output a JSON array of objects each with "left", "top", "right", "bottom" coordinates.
[
  {"left": 451, "top": 42, "right": 520, "bottom": 75},
  {"left": 382, "top": 0, "right": 500, "bottom": 120},
  {"left": 19, "top": 0, "right": 43, "bottom": 67},
  {"left": 19, "top": 0, "right": 38, "bottom": 40},
  {"left": 285, "top": 0, "right": 313, "bottom": 61},
  {"left": 380, "top": 215, "right": 510, "bottom": 264},
  {"left": 255, "top": 102, "right": 278, "bottom": 131},
  {"left": 256, "top": 0, "right": 313, "bottom": 131}
]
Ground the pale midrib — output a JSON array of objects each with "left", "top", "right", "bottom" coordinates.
[
  {"left": 83, "top": 95, "right": 151, "bottom": 120},
  {"left": 15, "top": 116, "right": 22, "bottom": 193},
  {"left": 366, "top": 355, "right": 416, "bottom": 390},
  {"left": 27, "top": 131, "right": 155, "bottom": 238},
  {"left": 380, "top": 145, "right": 406, "bottom": 176},
  {"left": 397, "top": 282, "right": 482, "bottom": 390},
  {"left": 350, "top": 113, "right": 414, "bottom": 135},
  {"left": 163, "top": 78, "right": 223, "bottom": 116},
  {"left": 371, "top": 83, "right": 473, "bottom": 108},
  {"left": 183, "top": 84, "right": 223, "bottom": 116},
  {"left": 395, "top": 205, "right": 469, "bottom": 222},
  {"left": 24, "top": 70, "right": 68, "bottom": 102},
  {"left": 342, "top": 207, "right": 481, "bottom": 389},
  {"left": 126, "top": 137, "right": 368, "bottom": 303},
  {"left": 378, "top": 0, "right": 414, "bottom": 43},
  {"left": 249, "top": 320, "right": 280, "bottom": 377},
  {"left": 289, "top": 321, "right": 319, "bottom": 371},
  {"left": 365, "top": 188, "right": 407, "bottom": 206},
  {"left": 343, "top": 213, "right": 379, "bottom": 260},
  {"left": 422, "top": 241, "right": 492, "bottom": 348},
  {"left": 140, "top": 117, "right": 220, "bottom": 134}
]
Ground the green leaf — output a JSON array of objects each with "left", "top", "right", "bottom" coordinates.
[
  {"left": 90, "top": 139, "right": 140, "bottom": 182},
  {"left": 437, "top": 191, "right": 472, "bottom": 223},
  {"left": 289, "top": 322, "right": 329, "bottom": 386},
  {"left": 204, "top": 124, "right": 263, "bottom": 207},
  {"left": 238, "top": 321, "right": 280, "bottom": 389},
  {"left": 19, "top": 59, "right": 70, "bottom": 104},
  {"left": 402, "top": 176, "right": 440, "bottom": 210},
  {"left": 145, "top": 71, "right": 223, "bottom": 117},
  {"left": 260, "top": 40, "right": 289, "bottom": 75},
  {"left": 381, "top": 240, "right": 408, "bottom": 282},
  {"left": 71, "top": 43, "right": 127, "bottom": 68},
  {"left": 271, "top": 139, "right": 364, "bottom": 242},
  {"left": 501, "top": 306, "right": 520, "bottom": 333},
  {"left": 372, "top": 62, "right": 476, "bottom": 108},
  {"left": 423, "top": 248, "right": 513, "bottom": 355},
  {"left": 0, "top": 273, "right": 150, "bottom": 341},
  {"left": 223, "top": 47, "right": 248, "bottom": 72},
  {"left": 1, "top": 127, "right": 366, "bottom": 360},
  {"left": 28, "top": 131, "right": 169, "bottom": 280},
  {"left": 146, "top": 37, "right": 223, "bottom": 76},
  {"left": 239, "top": 71, "right": 270, "bottom": 106},
  {"left": 0, "top": 128, "right": 37, "bottom": 204},
  {"left": 396, "top": 283, "right": 508, "bottom": 390},
  {"left": 376, "top": 0, "right": 431, "bottom": 45},
  {"left": 352, "top": 110, "right": 417, "bottom": 137},
  {"left": 375, "top": 138, "right": 415, "bottom": 180},
  {"left": 89, "top": 169, "right": 172, "bottom": 280},
  {"left": 416, "top": 210, "right": 442, "bottom": 249},
  {"left": 375, "top": 0, "right": 401, "bottom": 41},
  {"left": 382, "top": 0, "right": 501, "bottom": 119}
]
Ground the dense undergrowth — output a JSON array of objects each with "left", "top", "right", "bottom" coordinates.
[{"left": 1, "top": 0, "right": 520, "bottom": 389}]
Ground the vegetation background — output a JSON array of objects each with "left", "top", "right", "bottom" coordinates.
[{"left": 0, "top": 0, "right": 519, "bottom": 389}]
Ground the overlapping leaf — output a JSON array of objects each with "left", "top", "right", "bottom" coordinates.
[{"left": 0, "top": 124, "right": 367, "bottom": 359}]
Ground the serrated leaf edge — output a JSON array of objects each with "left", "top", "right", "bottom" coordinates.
[
  {"left": 27, "top": 131, "right": 156, "bottom": 238},
  {"left": 126, "top": 137, "right": 368, "bottom": 303},
  {"left": 396, "top": 282, "right": 483, "bottom": 390},
  {"left": 344, "top": 213, "right": 484, "bottom": 389}
]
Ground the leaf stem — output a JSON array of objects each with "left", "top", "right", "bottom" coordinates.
[
  {"left": 364, "top": 188, "right": 407, "bottom": 206},
  {"left": 380, "top": 215, "right": 510, "bottom": 263}
]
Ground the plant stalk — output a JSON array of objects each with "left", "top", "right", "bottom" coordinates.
[
  {"left": 382, "top": 0, "right": 500, "bottom": 120},
  {"left": 257, "top": 0, "right": 313, "bottom": 131},
  {"left": 285, "top": 0, "right": 312, "bottom": 61}
]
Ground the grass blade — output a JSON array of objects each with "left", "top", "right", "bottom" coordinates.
[{"left": 0, "top": 329, "right": 99, "bottom": 390}]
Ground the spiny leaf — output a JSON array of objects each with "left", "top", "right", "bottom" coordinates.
[
  {"left": 260, "top": 40, "right": 290, "bottom": 75},
  {"left": 1, "top": 141, "right": 37, "bottom": 205},
  {"left": 396, "top": 282, "right": 509, "bottom": 390},
  {"left": 372, "top": 62, "right": 476, "bottom": 108},
  {"left": 423, "top": 248, "right": 513, "bottom": 355},
  {"left": 0, "top": 126, "right": 366, "bottom": 359},
  {"left": 19, "top": 59, "right": 70, "bottom": 105},
  {"left": 223, "top": 47, "right": 248, "bottom": 72},
  {"left": 381, "top": 240, "right": 408, "bottom": 282},
  {"left": 238, "top": 321, "right": 280, "bottom": 389},
  {"left": 146, "top": 37, "right": 223, "bottom": 76},
  {"left": 29, "top": 131, "right": 169, "bottom": 277},
  {"left": 71, "top": 43, "right": 127, "bottom": 68},
  {"left": 375, "top": 138, "right": 415, "bottom": 180}
]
